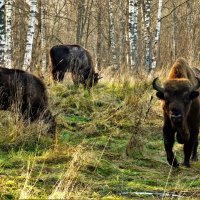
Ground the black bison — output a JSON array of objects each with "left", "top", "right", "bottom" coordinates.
[
  {"left": 153, "top": 58, "right": 200, "bottom": 167},
  {"left": 0, "top": 67, "right": 56, "bottom": 140},
  {"left": 49, "top": 44, "right": 101, "bottom": 88}
]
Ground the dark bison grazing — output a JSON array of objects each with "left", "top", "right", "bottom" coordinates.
[
  {"left": 49, "top": 44, "right": 101, "bottom": 88},
  {"left": 0, "top": 67, "right": 56, "bottom": 139},
  {"left": 153, "top": 58, "right": 200, "bottom": 167}
]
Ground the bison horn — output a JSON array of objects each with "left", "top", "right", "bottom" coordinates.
[
  {"left": 152, "top": 77, "right": 164, "bottom": 92},
  {"left": 191, "top": 77, "right": 200, "bottom": 91}
]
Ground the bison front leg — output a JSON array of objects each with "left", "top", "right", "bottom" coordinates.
[
  {"left": 183, "top": 130, "right": 199, "bottom": 167},
  {"left": 163, "top": 123, "right": 179, "bottom": 167},
  {"left": 191, "top": 137, "right": 198, "bottom": 161}
]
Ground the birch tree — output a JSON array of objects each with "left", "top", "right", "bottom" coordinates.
[
  {"left": 0, "top": 0, "right": 5, "bottom": 65},
  {"left": 76, "top": 0, "right": 85, "bottom": 45},
  {"left": 128, "top": 0, "right": 138, "bottom": 69},
  {"left": 84, "top": 0, "right": 94, "bottom": 48},
  {"left": 4, "top": 0, "right": 12, "bottom": 68},
  {"left": 151, "top": 0, "right": 163, "bottom": 70},
  {"left": 119, "top": 0, "right": 126, "bottom": 66},
  {"left": 23, "top": 0, "right": 37, "bottom": 71},
  {"left": 108, "top": 0, "right": 119, "bottom": 70},
  {"left": 39, "top": 0, "right": 47, "bottom": 71},
  {"left": 172, "top": 0, "right": 177, "bottom": 60},
  {"left": 143, "top": 0, "right": 152, "bottom": 71},
  {"left": 96, "top": 0, "right": 102, "bottom": 70}
]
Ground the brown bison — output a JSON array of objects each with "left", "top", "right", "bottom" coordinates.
[
  {"left": 153, "top": 58, "right": 200, "bottom": 167},
  {"left": 0, "top": 67, "right": 56, "bottom": 139},
  {"left": 49, "top": 44, "right": 101, "bottom": 88}
]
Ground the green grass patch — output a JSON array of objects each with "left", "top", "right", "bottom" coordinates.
[{"left": 0, "top": 78, "right": 200, "bottom": 199}]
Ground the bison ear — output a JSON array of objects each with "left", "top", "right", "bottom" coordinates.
[
  {"left": 156, "top": 91, "right": 164, "bottom": 100},
  {"left": 189, "top": 91, "right": 199, "bottom": 100}
]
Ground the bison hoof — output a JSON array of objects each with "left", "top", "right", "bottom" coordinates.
[
  {"left": 191, "top": 156, "right": 198, "bottom": 161},
  {"left": 172, "top": 162, "right": 179, "bottom": 167},
  {"left": 182, "top": 162, "right": 190, "bottom": 167},
  {"left": 169, "top": 159, "right": 179, "bottom": 167}
]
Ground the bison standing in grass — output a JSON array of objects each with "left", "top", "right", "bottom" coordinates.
[
  {"left": 49, "top": 44, "right": 101, "bottom": 89},
  {"left": 153, "top": 58, "right": 200, "bottom": 167},
  {"left": 0, "top": 67, "right": 56, "bottom": 140}
]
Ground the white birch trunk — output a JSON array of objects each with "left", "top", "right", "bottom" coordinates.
[
  {"left": 144, "top": 0, "right": 151, "bottom": 70},
  {"left": 119, "top": 0, "right": 126, "bottom": 66},
  {"left": 23, "top": 0, "right": 37, "bottom": 71},
  {"left": 4, "top": 0, "right": 12, "bottom": 68},
  {"left": 0, "top": 0, "right": 5, "bottom": 65},
  {"left": 41, "top": 1, "right": 46, "bottom": 71},
  {"left": 109, "top": 0, "right": 119, "bottom": 70},
  {"left": 151, "top": 0, "right": 163, "bottom": 70},
  {"left": 129, "top": 0, "right": 138, "bottom": 69},
  {"left": 172, "top": 0, "right": 176, "bottom": 60},
  {"left": 96, "top": 1, "right": 102, "bottom": 71}
]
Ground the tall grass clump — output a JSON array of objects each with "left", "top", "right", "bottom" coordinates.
[{"left": 0, "top": 111, "right": 54, "bottom": 152}]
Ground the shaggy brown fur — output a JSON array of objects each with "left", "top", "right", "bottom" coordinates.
[{"left": 153, "top": 58, "right": 200, "bottom": 167}]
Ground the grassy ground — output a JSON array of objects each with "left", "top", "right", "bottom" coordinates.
[{"left": 0, "top": 74, "right": 200, "bottom": 199}]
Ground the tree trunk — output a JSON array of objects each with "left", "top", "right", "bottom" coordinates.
[
  {"left": 108, "top": 0, "right": 119, "bottom": 70},
  {"left": 151, "top": 0, "right": 163, "bottom": 70},
  {"left": 96, "top": 0, "right": 102, "bottom": 71},
  {"left": 172, "top": 0, "right": 177, "bottom": 61},
  {"left": 4, "top": 0, "right": 12, "bottom": 68},
  {"left": 143, "top": 0, "right": 152, "bottom": 71},
  {"left": 23, "top": 0, "right": 37, "bottom": 71},
  {"left": 76, "top": 0, "right": 85, "bottom": 45},
  {"left": 119, "top": 0, "right": 126, "bottom": 67},
  {"left": 128, "top": 0, "right": 138, "bottom": 69},
  {"left": 0, "top": 0, "right": 5, "bottom": 65},
  {"left": 39, "top": 0, "right": 47, "bottom": 72},
  {"left": 84, "top": 0, "right": 93, "bottom": 48}
]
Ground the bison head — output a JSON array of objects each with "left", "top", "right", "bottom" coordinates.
[{"left": 153, "top": 77, "right": 200, "bottom": 142}]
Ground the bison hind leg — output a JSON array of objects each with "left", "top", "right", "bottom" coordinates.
[
  {"left": 58, "top": 71, "right": 65, "bottom": 81},
  {"left": 191, "top": 154, "right": 198, "bottom": 161},
  {"left": 191, "top": 140, "right": 198, "bottom": 161},
  {"left": 52, "top": 70, "right": 65, "bottom": 82}
]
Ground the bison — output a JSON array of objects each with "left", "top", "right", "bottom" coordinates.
[
  {"left": 0, "top": 67, "right": 56, "bottom": 140},
  {"left": 49, "top": 44, "right": 101, "bottom": 89},
  {"left": 152, "top": 58, "right": 200, "bottom": 167}
]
